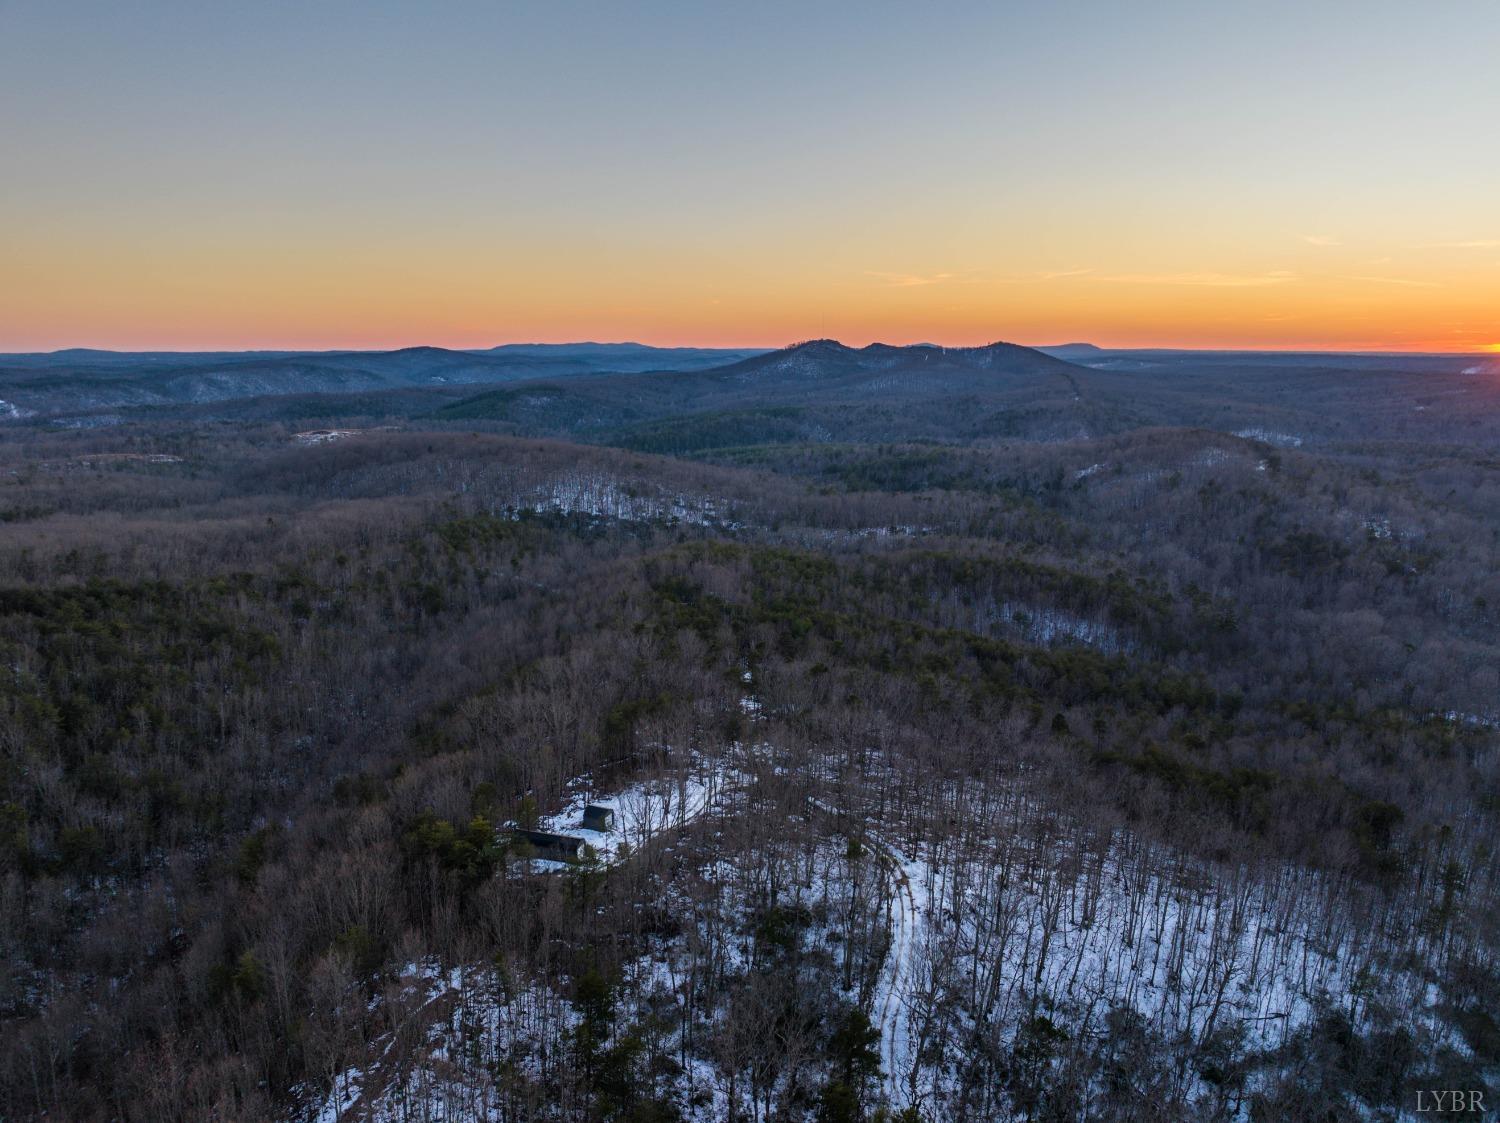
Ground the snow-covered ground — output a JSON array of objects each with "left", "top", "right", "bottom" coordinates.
[
  {"left": 786, "top": 523, "right": 934, "bottom": 548},
  {"left": 1331, "top": 507, "right": 1418, "bottom": 544},
  {"left": 517, "top": 473, "right": 741, "bottom": 530},
  {"left": 991, "top": 601, "right": 1129, "bottom": 654},
  {"left": 49, "top": 414, "right": 123, "bottom": 429},
  {"left": 845, "top": 817, "right": 1465, "bottom": 1119},
  {"left": 0, "top": 398, "right": 36, "bottom": 421},
  {"left": 296, "top": 428, "right": 364, "bottom": 445},
  {"left": 1233, "top": 428, "right": 1303, "bottom": 448},
  {"left": 1194, "top": 447, "right": 1231, "bottom": 467},
  {"left": 1434, "top": 708, "right": 1500, "bottom": 730},
  {"left": 306, "top": 960, "right": 581, "bottom": 1123},
  {"left": 525, "top": 755, "right": 745, "bottom": 869},
  {"left": 302, "top": 714, "right": 1476, "bottom": 1122},
  {"left": 79, "top": 452, "right": 183, "bottom": 466},
  {"left": 866, "top": 833, "right": 928, "bottom": 1110},
  {"left": 305, "top": 787, "right": 1469, "bottom": 1123}
]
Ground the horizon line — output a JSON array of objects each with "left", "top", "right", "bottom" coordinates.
[{"left": 3, "top": 338, "right": 1496, "bottom": 358}]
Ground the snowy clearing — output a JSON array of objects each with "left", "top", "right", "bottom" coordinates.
[
  {"left": 520, "top": 755, "right": 745, "bottom": 871},
  {"left": 1233, "top": 428, "right": 1303, "bottom": 447},
  {"left": 296, "top": 428, "right": 365, "bottom": 445}
]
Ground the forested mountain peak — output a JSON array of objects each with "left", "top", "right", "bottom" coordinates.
[{"left": 710, "top": 337, "right": 1081, "bottom": 383}]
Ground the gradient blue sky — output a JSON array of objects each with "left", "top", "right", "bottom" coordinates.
[{"left": 3, "top": 0, "right": 1498, "bottom": 351}]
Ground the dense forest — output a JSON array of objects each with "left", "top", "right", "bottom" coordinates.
[{"left": 1, "top": 341, "right": 1497, "bottom": 1120}]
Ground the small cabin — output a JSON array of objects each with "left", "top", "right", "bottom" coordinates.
[
  {"left": 512, "top": 828, "right": 586, "bottom": 862},
  {"left": 581, "top": 804, "right": 615, "bottom": 832}
]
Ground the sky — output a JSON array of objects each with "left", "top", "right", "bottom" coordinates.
[{"left": 2, "top": 0, "right": 1498, "bottom": 353}]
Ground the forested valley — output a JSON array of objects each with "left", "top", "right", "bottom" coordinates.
[{"left": 1, "top": 342, "right": 1498, "bottom": 1121}]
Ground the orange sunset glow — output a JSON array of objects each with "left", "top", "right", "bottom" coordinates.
[{"left": 2, "top": 2, "right": 1497, "bottom": 354}]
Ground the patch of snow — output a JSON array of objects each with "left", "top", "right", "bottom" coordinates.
[
  {"left": 867, "top": 833, "right": 928, "bottom": 1108},
  {"left": 295, "top": 428, "right": 363, "bottom": 445},
  {"left": 849, "top": 822, "right": 1452, "bottom": 1117},
  {"left": 800, "top": 524, "right": 933, "bottom": 546},
  {"left": 1233, "top": 428, "right": 1303, "bottom": 448},
  {"left": 520, "top": 474, "right": 739, "bottom": 530},
  {"left": 49, "top": 414, "right": 122, "bottom": 429},
  {"left": 524, "top": 754, "right": 745, "bottom": 869},
  {"left": 1433, "top": 709, "right": 1500, "bottom": 730},
  {"left": 76, "top": 452, "right": 183, "bottom": 467},
  {"left": 994, "top": 602, "right": 1128, "bottom": 654},
  {"left": 305, "top": 762, "right": 1476, "bottom": 1122},
  {"left": 303, "top": 961, "right": 581, "bottom": 1123}
]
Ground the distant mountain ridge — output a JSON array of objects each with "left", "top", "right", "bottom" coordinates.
[
  {"left": 0, "top": 341, "right": 765, "bottom": 367},
  {"left": 10, "top": 334, "right": 1487, "bottom": 452},
  {"left": 476, "top": 342, "right": 767, "bottom": 369},
  {"left": 1036, "top": 343, "right": 1105, "bottom": 360},
  {"left": 425, "top": 337, "right": 1095, "bottom": 447},
  {"left": 0, "top": 343, "right": 768, "bottom": 416}
]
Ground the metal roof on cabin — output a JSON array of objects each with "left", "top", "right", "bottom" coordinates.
[{"left": 513, "top": 828, "right": 584, "bottom": 848}]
